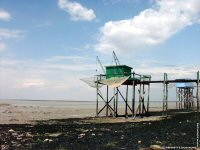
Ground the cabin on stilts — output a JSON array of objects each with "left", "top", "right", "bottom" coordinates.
[{"left": 81, "top": 52, "right": 200, "bottom": 118}]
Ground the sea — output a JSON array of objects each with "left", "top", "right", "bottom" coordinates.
[{"left": 0, "top": 99, "right": 179, "bottom": 110}]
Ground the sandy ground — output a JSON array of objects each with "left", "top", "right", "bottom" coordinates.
[
  {"left": 0, "top": 102, "right": 96, "bottom": 124},
  {"left": 0, "top": 102, "right": 164, "bottom": 124}
]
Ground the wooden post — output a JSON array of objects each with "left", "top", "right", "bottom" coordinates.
[
  {"left": 162, "top": 73, "right": 166, "bottom": 116},
  {"left": 96, "top": 77, "right": 99, "bottom": 117},
  {"left": 113, "top": 88, "right": 116, "bottom": 117},
  {"left": 125, "top": 85, "right": 128, "bottom": 118},
  {"left": 197, "top": 71, "right": 199, "bottom": 120},
  {"left": 139, "top": 75, "right": 142, "bottom": 115},
  {"left": 166, "top": 73, "right": 168, "bottom": 115},
  {"left": 142, "top": 84, "right": 145, "bottom": 115},
  {"left": 116, "top": 87, "right": 118, "bottom": 117},
  {"left": 132, "top": 81, "right": 135, "bottom": 117},
  {"left": 147, "top": 83, "right": 150, "bottom": 114},
  {"left": 176, "top": 88, "right": 178, "bottom": 109},
  {"left": 162, "top": 73, "right": 168, "bottom": 116},
  {"left": 106, "top": 85, "right": 109, "bottom": 117}
]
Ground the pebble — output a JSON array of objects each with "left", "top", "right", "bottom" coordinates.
[
  {"left": 91, "top": 133, "right": 95, "bottom": 136},
  {"left": 150, "top": 145, "right": 164, "bottom": 150},
  {"left": 8, "top": 129, "right": 15, "bottom": 133},
  {"left": 78, "top": 133, "right": 85, "bottom": 139},
  {"left": 49, "top": 133, "right": 62, "bottom": 137},
  {"left": 43, "top": 139, "right": 53, "bottom": 142},
  {"left": 26, "top": 132, "right": 33, "bottom": 138},
  {"left": 12, "top": 132, "right": 18, "bottom": 136}
]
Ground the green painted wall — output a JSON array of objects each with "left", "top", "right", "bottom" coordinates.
[{"left": 106, "top": 65, "right": 132, "bottom": 79}]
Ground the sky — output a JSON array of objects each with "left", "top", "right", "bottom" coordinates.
[{"left": 0, "top": 0, "right": 200, "bottom": 101}]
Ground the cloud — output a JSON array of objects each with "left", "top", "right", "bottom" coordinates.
[
  {"left": 0, "top": 28, "right": 26, "bottom": 39},
  {"left": 103, "top": 0, "right": 140, "bottom": 5},
  {"left": 0, "top": 56, "right": 96, "bottom": 100},
  {"left": 0, "top": 9, "right": 11, "bottom": 21},
  {"left": 0, "top": 42, "right": 6, "bottom": 52},
  {"left": 0, "top": 29, "right": 26, "bottom": 52},
  {"left": 22, "top": 79, "right": 45, "bottom": 89},
  {"left": 58, "top": 0, "right": 96, "bottom": 21},
  {"left": 135, "top": 65, "right": 199, "bottom": 80},
  {"left": 95, "top": 0, "right": 200, "bottom": 54}
]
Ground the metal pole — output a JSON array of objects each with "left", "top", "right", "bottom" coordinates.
[{"left": 132, "top": 81, "right": 135, "bottom": 117}]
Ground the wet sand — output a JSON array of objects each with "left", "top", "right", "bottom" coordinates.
[
  {"left": 0, "top": 102, "right": 96, "bottom": 124},
  {"left": 0, "top": 102, "right": 199, "bottom": 149}
]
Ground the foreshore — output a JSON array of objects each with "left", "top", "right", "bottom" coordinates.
[{"left": 0, "top": 102, "right": 199, "bottom": 149}]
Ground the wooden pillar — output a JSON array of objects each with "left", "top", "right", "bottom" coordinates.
[
  {"left": 113, "top": 88, "right": 116, "bottom": 117},
  {"left": 139, "top": 75, "right": 142, "bottom": 115},
  {"left": 116, "top": 87, "right": 118, "bottom": 117},
  {"left": 106, "top": 85, "right": 109, "bottom": 117},
  {"left": 142, "top": 84, "right": 145, "bottom": 115},
  {"left": 132, "top": 81, "right": 135, "bottom": 117},
  {"left": 162, "top": 73, "right": 168, "bottom": 116},
  {"left": 125, "top": 85, "right": 128, "bottom": 118},
  {"left": 96, "top": 78, "right": 99, "bottom": 117},
  {"left": 197, "top": 71, "right": 199, "bottom": 119},
  {"left": 147, "top": 83, "right": 150, "bottom": 114}
]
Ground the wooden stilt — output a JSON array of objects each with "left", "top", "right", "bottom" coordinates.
[
  {"left": 96, "top": 79, "right": 99, "bottom": 117},
  {"left": 125, "top": 85, "right": 128, "bottom": 118},
  {"left": 132, "top": 81, "right": 135, "bottom": 117},
  {"left": 147, "top": 83, "right": 150, "bottom": 114},
  {"left": 116, "top": 87, "right": 118, "bottom": 117},
  {"left": 162, "top": 73, "right": 168, "bottom": 116},
  {"left": 106, "top": 85, "right": 108, "bottom": 117},
  {"left": 142, "top": 84, "right": 145, "bottom": 115},
  {"left": 139, "top": 76, "right": 142, "bottom": 115},
  {"left": 113, "top": 88, "right": 116, "bottom": 117},
  {"left": 197, "top": 71, "right": 199, "bottom": 120}
]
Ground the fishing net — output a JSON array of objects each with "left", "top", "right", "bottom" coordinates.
[
  {"left": 100, "top": 76, "right": 129, "bottom": 88},
  {"left": 80, "top": 76, "right": 104, "bottom": 88}
]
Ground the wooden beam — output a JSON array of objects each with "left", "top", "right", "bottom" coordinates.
[{"left": 132, "top": 81, "right": 135, "bottom": 117}]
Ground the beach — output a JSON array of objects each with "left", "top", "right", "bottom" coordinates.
[{"left": 0, "top": 100, "right": 199, "bottom": 149}]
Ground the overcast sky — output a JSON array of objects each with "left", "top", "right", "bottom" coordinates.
[{"left": 0, "top": 0, "right": 200, "bottom": 100}]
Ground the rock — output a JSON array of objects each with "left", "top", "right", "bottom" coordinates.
[
  {"left": 181, "top": 132, "right": 187, "bottom": 136},
  {"left": 17, "top": 137, "right": 22, "bottom": 140},
  {"left": 138, "top": 140, "right": 142, "bottom": 144},
  {"left": 91, "top": 133, "right": 95, "bottom": 136},
  {"left": 8, "top": 129, "right": 15, "bottom": 133},
  {"left": 12, "top": 132, "right": 18, "bottom": 136},
  {"left": 44, "top": 139, "right": 53, "bottom": 142},
  {"left": 48, "top": 133, "right": 62, "bottom": 137},
  {"left": 26, "top": 132, "right": 33, "bottom": 138},
  {"left": 150, "top": 145, "right": 164, "bottom": 150},
  {"left": 16, "top": 144, "right": 22, "bottom": 148},
  {"left": 155, "top": 141, "right": 162, "bottom": 144},
  {"left": 78, "top": 133, "right": 85, "bottom": 139}
]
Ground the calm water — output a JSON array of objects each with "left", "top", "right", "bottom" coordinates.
[{"left": 0, "top": 99, "right": 178, "bottom": 109}]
